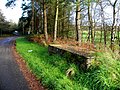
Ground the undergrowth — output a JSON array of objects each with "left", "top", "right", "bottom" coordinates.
[{"left": 16, "top": 37, "right": 120, "bottom": 90}]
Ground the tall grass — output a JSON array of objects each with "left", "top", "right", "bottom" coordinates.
[
  {"left": 75, "top": 51, "right": 120, "bottom": 90},
  {"left": 16, "top": 37, "right": 120, "bottom": 90}
]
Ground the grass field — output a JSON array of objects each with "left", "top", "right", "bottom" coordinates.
[
  {"left": 69, "top": 30, "right": 119, "bottom": 47},
  {"left": 81, "top": 30, "right": 120, "bottom": 51},
  {"left": 16, "top": 37, "right": 120, "bottom": 90}
]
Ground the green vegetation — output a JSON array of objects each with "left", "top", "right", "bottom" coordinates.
[
  {"left": 82, "top": 30, "right": 120, "bottom": 51},
  {"left": 0, "top": 9, "right": 18, "bottom": 36},
  {"left": 16, "top": 37, "right": 120, "bottom": 90}
]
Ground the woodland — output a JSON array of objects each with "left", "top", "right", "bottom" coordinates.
[
  {"left": 0, "top": 0, "right": 119, "bottom": 90},
  {"left": 0, "top": 9, "right": 17, "bottom": 36},
  {"left": 5, "top": 0, "right": 120, "bottom": 52}
]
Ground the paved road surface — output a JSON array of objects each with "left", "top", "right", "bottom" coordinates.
[{"left": 0, "top": 37, "right": 29, "bottom": 90}]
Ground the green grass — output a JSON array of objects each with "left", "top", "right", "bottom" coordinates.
[
  {"left": 82, "top": 31, "right": 111, "bottom": 43},
  {"left": 16, "top": 37, "right": 120, "bottom": 90},
  {"left": 82, "top": 30, "right": 120, "bottom": 51}
]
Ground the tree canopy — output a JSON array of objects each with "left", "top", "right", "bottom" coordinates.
[
  {"left": 5, "top": 0, "right": 120, "bottom": 51},
  {"left": 0, "top": 9, "right": 18, "bottom": 35}
]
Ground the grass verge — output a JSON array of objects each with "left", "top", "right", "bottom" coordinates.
[{"left": 16, "top": 37, "right": 120, "bottom": 90}]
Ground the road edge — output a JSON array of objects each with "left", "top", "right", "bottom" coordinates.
[{"left": 12, "top": 42, "right": 45, "bottom": 90}]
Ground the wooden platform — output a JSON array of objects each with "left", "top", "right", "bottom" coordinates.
[{"left": 48, "top": 44, "right": 95, "bottom": 71}]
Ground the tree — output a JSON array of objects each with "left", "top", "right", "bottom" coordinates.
[
  {"left": 5, "top": 0, "right": 17, "bottom": 7},
  {"left": 43, "top": 0, "right": 48, "bottom": 42},
  {"left": 31, "top": 0, "right": 35, "bottom": 34},
  {"left": 87, "top": 0, "right": 94, "bottom": 44},
  {"left": 54, "top": 0, "right": 59, "bottom": 41},
  {"left": 76, "top": 0, "right": 82, "bottom": 44},
  {"left": 108, "top": 0, "right": 118, "bottom": 51},
  {"left": 0, "top": 10, "right": 7, "bottom": 35},
  {"left": 99, "top": 0, "right": 107, "bottom": 46}
]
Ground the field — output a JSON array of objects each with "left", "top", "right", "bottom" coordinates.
[
  {"left": 16, "top": 37, "right": 120, "bottom": 90},
  {"left": 67, "top": 29, "right": 119, "bottom": 47},
  {"left": 80, "top": 30, "right": 120, "bottom": 52}
]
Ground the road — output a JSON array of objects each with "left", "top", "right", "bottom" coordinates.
[{"left": 0, "top": 37, "right": 29, "bottom": 90}]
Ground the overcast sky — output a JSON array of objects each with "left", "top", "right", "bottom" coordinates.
[
  {"left": 0, "top": 0, "right": 117, "bottom": 24},
  {"left": 0, "top": 0, "right": 22, "bottom": 23}
]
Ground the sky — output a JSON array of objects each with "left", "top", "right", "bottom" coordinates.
[
  {"left": 0, "top": 0, "right": 116, "bottom": 24},
  {"left": 0, "top": 0, "right": 23, "bottom": 23}
]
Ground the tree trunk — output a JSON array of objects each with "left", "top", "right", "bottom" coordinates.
[
  {"left": 67, "top": 16, "right": 70, "bottom": 38},
  {"left": 0, "top": 29, "right": 2, "bottom": 36},
  {"left": 61, "top": 9, "right": 65, "bottom": 39},
  {"left": 43, "top": 0, "right": 48, "bottom": 42},
  {"left": 87, "top": 0, "right": 94, "bottom": 44},
  {"left": 118, "top": 25, "right": 120, "bottom": 44},
  {"left": 31, "top": 0, "right": 34, "bottom": 34},
  {"left": 100, "top": 27, "right": 103, "bottom": 44},
  {"left": 76, "top": 0, "right": 82, "bottom": 45},
  {"left": 22, "top": 22, "right": 25, "bottom": 35},
  {"left": 104, "top": 26, "right": 107, "bottom": 46},
  {"left": 54, "top": 0, "right": 59, "bottom": 41},
  {"left": 100, "top": 1, "right": 106, "bottom": 47},
  {"left": 118, "top": 25, "right": 120, "bottom": 54},
  {"left": 111, "top": 6, "right": 116, "bottom": 51},
  {"left": 109, "top": 0, "right": 118, "bottom": 51}
]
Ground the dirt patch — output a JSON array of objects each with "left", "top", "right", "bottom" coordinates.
[
  {"left": 12, "top": 46, "right": 46, "bottom": 90},
  {"left": 28, "top": 35, "right": 97, "bottom": 52},
  {"left": 0, "top": 37, "right": 4, "bottom": 40}
]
